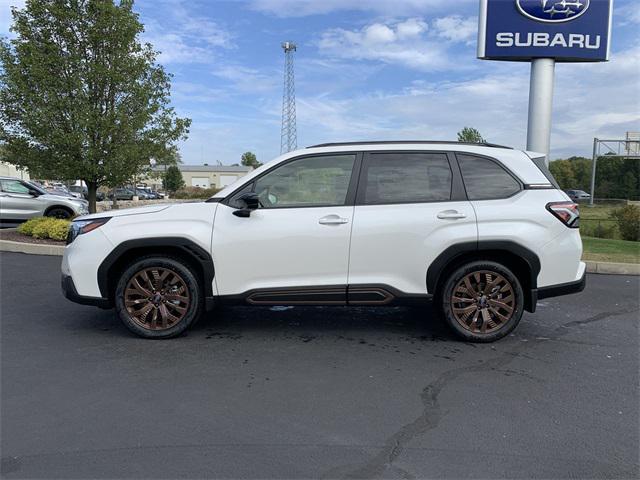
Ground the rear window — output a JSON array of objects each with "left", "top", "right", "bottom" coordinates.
[
  {"left": 531, "top": 156, "right": 560, "bottom": 189},
  {"left": 458, "top": 155, "right": 521, "bottom": 200}
]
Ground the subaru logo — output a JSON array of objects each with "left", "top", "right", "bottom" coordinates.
[{"left": 516, "top": 0, "right": 590, "bottom": 23}]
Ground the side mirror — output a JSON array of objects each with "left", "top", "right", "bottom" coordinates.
[
  {"left": 233, "top": 192, "right": 260, "bottom": 217},
  {"left": 28, "top": 188, "right": 41, "bottom": 197}
]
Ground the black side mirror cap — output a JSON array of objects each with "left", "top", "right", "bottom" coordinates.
[
  {"left": 28, "top": 189, "right": 41, "bottom": 197},
  {"left": 232, "top": 192, "right": 260, "bottom": 217}
]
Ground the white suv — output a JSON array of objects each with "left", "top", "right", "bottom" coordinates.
[{"left": 61, "top": 141, "right": 585, "bottom": 342}]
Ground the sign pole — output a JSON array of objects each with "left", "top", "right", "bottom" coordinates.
[{"left": 526, "top": 58, "right": 555, "bottom": 165}]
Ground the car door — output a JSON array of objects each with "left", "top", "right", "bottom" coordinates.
[
  {"left": 211, "top": 153, "right": 360, "bottom": 301},
  {"left": 0, "top": 179, "right": 41, "bottom": 220},
  {"left": 347, "top": 151, "right": 477, "bottom": 297}
]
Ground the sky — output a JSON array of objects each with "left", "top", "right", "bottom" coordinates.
[{"left": 1, "top": 0, "right": 639, "bottom": 165}]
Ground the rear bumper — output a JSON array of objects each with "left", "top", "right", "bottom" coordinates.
[
  {"left": 61, "top": 274, "right": 111, "bottom": 309},
  {"left": 537, "top": 270, "right": 587, "bottom": 300}
]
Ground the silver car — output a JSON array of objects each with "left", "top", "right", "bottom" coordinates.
[{"left": 0, "top": 176, "right": 89, "bottom": 221}]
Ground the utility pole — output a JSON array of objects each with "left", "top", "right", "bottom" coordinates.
[
  {"left": 280, "top": 41, "right": 297, "bottom": 154},
  {"left": 526, "top": 58, "right": 555, "bottom": 165}
]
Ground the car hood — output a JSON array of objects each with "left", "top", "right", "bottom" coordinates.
[
  {"left": 41, "top": 193, "right": 88, "bottom": 205},
  {"left": 77, "top": 204, "right": 172, "bottom": 220}
]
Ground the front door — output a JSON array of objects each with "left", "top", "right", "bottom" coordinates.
[
  {"left": 0, "top": 179, "right": 40, "bottom": 220},
  {"left": 211, "top": 153, "right": 360, "bottom": 301}
]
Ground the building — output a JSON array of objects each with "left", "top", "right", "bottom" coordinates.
[
  {"left": 0, "top": 162, "right": 30, "bottom": 180},
  {"left": 146, "top": 164, "right": 253, "bottom": 190}
]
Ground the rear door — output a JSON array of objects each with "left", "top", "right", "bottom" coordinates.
[{"left": 347, "top": 151, "right": 477, "bottom": 296}]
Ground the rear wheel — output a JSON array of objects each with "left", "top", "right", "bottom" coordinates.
[
  {"left": 440, "top": 261, "right": 524, "bottom": 342},
  {"left": 115, "top": 257, "right": 203, "bottom": 338}
]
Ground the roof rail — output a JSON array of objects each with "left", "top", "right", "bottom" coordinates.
[{"left": 306, "top": 140, "right": 513, "bottom": 149}]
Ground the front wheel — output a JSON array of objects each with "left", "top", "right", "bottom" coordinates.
[
  {"left": 45, "top": 207, "right": 72, "bottom": 219},
  {"left": 440, "top": 261, "right": 524, "bottom": 342},
  {"left": 115, "top": 257, "right": 203, "bottom": 338}
]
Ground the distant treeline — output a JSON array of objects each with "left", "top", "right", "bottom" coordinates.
[{"left": 549, "top": 156, "right": 640, "bottom": 201}]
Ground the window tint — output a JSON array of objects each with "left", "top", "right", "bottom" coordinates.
[
  {"left": 458, "top": 155, "right": 521, "bottom": 200},
  {"left": 252, "top": 154, "right": 355, "bottom": 208},
  {"left": 362, "top": 153, "right": 451, "bottom": 204},
  {"left": 1, "top": 180, "right": 31, "bottom": 194}
]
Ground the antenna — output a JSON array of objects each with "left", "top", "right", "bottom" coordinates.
[{"left": 280, "top": 41, "right": 297, "bottom": 154}]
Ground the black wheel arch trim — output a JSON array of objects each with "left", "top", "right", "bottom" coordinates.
[
  {"left": 427, "top": 241, "right": 541, "bottom": 311},
  {"left": 97, "top": 237, "right": 215, "bottom": 303}
]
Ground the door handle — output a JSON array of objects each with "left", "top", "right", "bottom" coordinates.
[
  {"left": 318, "top": 214, "right": 349, "bottom": 225},
  {"left": 437, "top": 210, "right": 466, "bottom": 220}
]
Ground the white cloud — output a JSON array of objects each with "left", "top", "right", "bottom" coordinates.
[
  {"left": 433, "top": 15, "right": 477, "bottom": 43},
  {"left": 249, "top": 0, "right": 474, "bottom": 17},
  {"left": 140, "top": 3, "right": 233, "bottom": 65},
  {"left": 292, "top": 47, "right": 640, "bottom": 160},
  {"left": 615, "top": 2, "right": 640, "bottom": 26},
  {"left": 212, "top": 65, "right": 280, "bottom": 93},
  {"left": 318, "top": 18, "right": 451, "bottom": 71}
]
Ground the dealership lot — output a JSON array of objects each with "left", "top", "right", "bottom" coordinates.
[{"left": 1, "top": 251, "right": 638, "bottom": 479}]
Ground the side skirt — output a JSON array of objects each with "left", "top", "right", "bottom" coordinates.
[{"left": 214, "top": 284, "right": 432, "bottom": 307}]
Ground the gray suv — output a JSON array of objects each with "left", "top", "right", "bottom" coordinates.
[{"left": 0, "top": 176, "right": 89, "bottom": 221}]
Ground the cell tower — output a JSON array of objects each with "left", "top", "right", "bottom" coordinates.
[{"left": 280, "top": 41, "right": 297, "bottom": 154}]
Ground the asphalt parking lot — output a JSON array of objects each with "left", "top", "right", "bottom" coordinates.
[{"left": 1, "top": 251, "right": 638, "bottom": 479}]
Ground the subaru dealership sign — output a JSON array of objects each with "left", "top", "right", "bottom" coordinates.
[{"left": 478, "top": 0, "right": 613, "bottom": 62}]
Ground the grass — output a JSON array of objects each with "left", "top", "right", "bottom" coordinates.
[
  {"left": 582, "top": 236, "right": 640, "bottom": 264},
  {"left": 580, "top": 204, "right": 617, "bottom": 221}
]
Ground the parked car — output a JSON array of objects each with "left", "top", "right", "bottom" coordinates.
[
  {"left": 134, "top": 188, "right": 153, "bottom": 200},
  {"left": 62, "top": 141, "right": 585, "bottom": 341},
  {"left": 0, "top": 176, "right": 89, "bottom": 220},
  {"left": 107, "top": 188, "right": 135, "bottom": 201},
  {"left": 565, "top": 189, "right": 591, "bottom": 202},
  {"left": 69, "top": 185, "right": 105, "bottom": 202}
]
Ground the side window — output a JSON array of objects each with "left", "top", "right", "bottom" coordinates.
[
  {"left": 361, "top": 153, "right": 451, "bottom": 205},
  {"left": 458, "top": 155, "right": 521, "bottom": 200},
  {"left": 1, "top": 180, "right": 31, "bottom": 194},
  {"left": 251, "top": 154, "right": 356, "bottom": 208}
]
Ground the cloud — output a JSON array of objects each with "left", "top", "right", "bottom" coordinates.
[
  {"left": 433, "top": 15, "right": 477, "bottom": 43},
  {"left": 211, "top": 65, "right": 280, "bottom": 93},
  {"left": 293, "top": 47, "right": 640, "bottom": 160},
  {"left": 140, "top": 3, "right": 233, "bottom": 65},
  {"left": 317, "top": 18, "right": 453, "bottom": 71},
  {"left": 249, "top": 0, "right": 474, "bottom": 17}
]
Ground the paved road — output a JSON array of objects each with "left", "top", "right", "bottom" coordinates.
[{"left": 1, "top": 251, "right": 638, "bottom": 479}]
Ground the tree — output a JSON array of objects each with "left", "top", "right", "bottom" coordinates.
[
  {"left": 162, "top": 165, "right": 184, "bottom": 194},
  {"left": 241, "top": 151, "right": 262, "bottom": 169},
  {"left": 457, "top": 127, "right": 485, "bottom": 143},
  {"left": 0, "top": 0, "right": 190, "bottom": 212}
]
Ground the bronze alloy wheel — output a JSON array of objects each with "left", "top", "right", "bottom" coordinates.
[
  {"left": 124, "top": 267, "right": 191, "bottom": 331},
  {"left": 450, "top": 270, "right": 516, "bottom": 334}
]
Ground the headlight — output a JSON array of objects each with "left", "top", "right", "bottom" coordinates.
[{"left": 66, "top": 217, "right": 111, "bottom": 244}]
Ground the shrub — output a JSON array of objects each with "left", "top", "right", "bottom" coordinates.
[
  {"left": 612, "top": 205, "right": 640, "bottom": 241},
  {"left": 18, "top": 217, "right": 49, "bottom": 236},
  {"left": 18, "top": 217, "right": 70, "bottom": 241},
  {"left": 580, "top": 221, "right": 617, "bottom": 239},
  {"left": 172, "top": 186, "right": 220, "bottom": 200}
]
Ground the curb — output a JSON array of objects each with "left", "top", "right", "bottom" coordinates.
[
  {"left": 585, "top": 261, "right": 640, "bottom": 276},
  {"left": 0, "top": 238, "right": 65, "bottom": 256}
]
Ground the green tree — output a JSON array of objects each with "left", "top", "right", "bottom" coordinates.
[
  {"left": 162, "top": 165, "right": 184, "bottom": 194},
  {"left": 0, "top": 0, "right": 190, "bottom": 212},
  {"left": 241, "top": 151, "right": 261, "bottom": 169},
  {"left": 457, "top": 127, "right": 485, "bottom": 143}
]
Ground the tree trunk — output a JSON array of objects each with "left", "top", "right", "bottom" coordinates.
[{"left": 87, "top": 181, "right": 98, "bottom": 214}]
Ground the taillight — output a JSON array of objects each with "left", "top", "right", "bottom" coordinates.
[{"left": 546, "top": 202, "right": 579, "bottom": 228}]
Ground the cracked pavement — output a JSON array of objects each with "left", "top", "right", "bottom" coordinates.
[{"left": 1, "top": 252, "right": 638, "bottom": 479}]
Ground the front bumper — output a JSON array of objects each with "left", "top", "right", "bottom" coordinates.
[{"left": 61, "top": 274, "right": 111, "bottom": 309}]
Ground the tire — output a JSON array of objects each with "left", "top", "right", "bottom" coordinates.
[
  {"left": 45, "top": 207, "right": 72, "bottom": 219},
  {"left": 115, "top": 256, "right": 203, "bottom": 339},
  {"left": 440, "top": 260, "right": 524, "bottom": 342}
]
